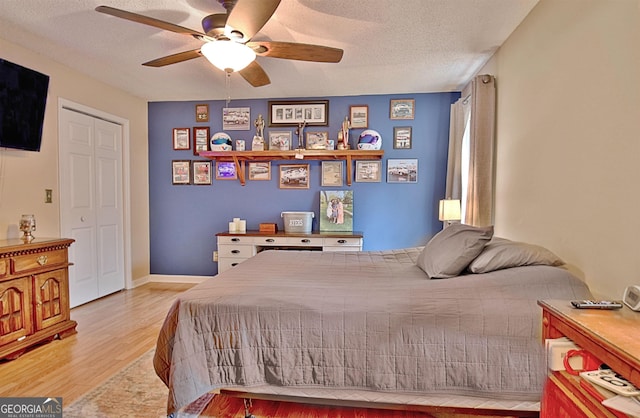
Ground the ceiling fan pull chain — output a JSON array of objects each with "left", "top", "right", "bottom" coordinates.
[{"left": 225, "top": 70, "right": 232, "bottom": 106}]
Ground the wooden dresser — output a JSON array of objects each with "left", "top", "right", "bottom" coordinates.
[
  {"left": 539, "top": 299, "right": 640, "bottom": 417},
  {"left": 0, "top": 238, "right": 77, "bottom": 360},
  {"left": 216, "top": 231, "right": 363, "bottom": 273}
]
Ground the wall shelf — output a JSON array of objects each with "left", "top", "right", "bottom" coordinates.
[{"left": 199, "top": 150, "right": 384, "bottom": 186}]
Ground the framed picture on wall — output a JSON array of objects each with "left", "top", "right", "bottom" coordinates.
[
  {"left": 268, "top": 131, "right": 292, "bottom": 150},
  {"left": 349, "top": 105, "right": 368, "bottom": 129},
  {"left": 195, "top": 104, "right": 209, "bottom": 122},
  {"left": 222, "top": 107, "right": 250, "bottom": 130},
  {"left": 321, "top": 161, "right": 343, "bottom": 187},
  {"left": 172, "top": 160, "right": 190, "bottom": 185},
  {"left": 319, "top": 190, "right": 354, "bottom": 232},
  {"left": 193, "top": 126, "right": 210, "bottom": 155},
  {"left": 248, "top": 162, "right": 271, "bottom": 180},
  {"left": 390, "top": 99, "right": 415, "bottom": 120},
  {"left": 387, "top": 158, "right": 418, "bottom": 183},
  {"left": 216, "top": 161, "right": 237, "bottom": 180},
  {"left": 268, "top": 100, "right": 329, "bottom": 127},
  {"left": 192, "top": 161, "right": 212, "bottom": 185},
  {"left": 173, "top": 128, "right": 190, "bottom": 150},
  {"left": 355, "top": 160, "right": 382, "bottom": 183},
  {"left": 279, "top": 164, "right": 309, "bottom": 189},
  {"left": 306, "top": 131, "right": 329, "bottom": 150},
  {"left": 393, "top": 126, "right": 412, "bottom": 149}
]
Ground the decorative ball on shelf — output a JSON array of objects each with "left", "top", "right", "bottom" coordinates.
[
  {"left": 210, "top": 132, "right": 232, "bottom": 151},
  {"left": 357, "top": 129, "right": 382, "bottom": 150}
]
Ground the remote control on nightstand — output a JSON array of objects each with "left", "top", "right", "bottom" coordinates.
[{"left": 570, "top": 300, "right": 623, "bottom": 309}]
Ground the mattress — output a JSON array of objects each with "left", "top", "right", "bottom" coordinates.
[{"left": 154, "top": 247, "right": 592, "bottom": 413}]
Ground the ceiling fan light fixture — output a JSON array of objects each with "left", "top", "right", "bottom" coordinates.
[{"left": 201, "top": 40, "right": 256, "bottom": 72}]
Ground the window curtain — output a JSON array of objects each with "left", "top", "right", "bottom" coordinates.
[{"left": 445, "top": 74, "right": 496, "bottom": 227}]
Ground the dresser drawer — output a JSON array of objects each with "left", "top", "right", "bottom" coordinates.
[
  {"left": 217, "top": 245, "right": 254, "bottom": 258},
  {"left": 253, "top": 236, "right": 289, "bottom": 246},
  {"left": 0, "top": 259, "right": 7, "bottom": 278},
  {"left": 218, "top": 236, "right": 253, "bottom": 245},
  {"left": 285, "top": 237, "right": 324, "bottom": 246},
  {"left": 218, "top": 257, "right": 247, "bottom": 272},
  {"left": 323, "top": 237, "right": 362, "bottom": 247},
  {"left": 12, "top": 249, "right": 67, "bottom": 274}
]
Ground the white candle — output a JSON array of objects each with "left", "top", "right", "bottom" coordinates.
[
  {"left": 229, "top": 221, "right": 237, "bottom": 233},
  {"left": 238, "top": 220, "right": 246, "bottom": 232}
]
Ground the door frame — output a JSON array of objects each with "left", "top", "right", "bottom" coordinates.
[{"left": 58, "top": 98, "right": 132, "bottom": 290}]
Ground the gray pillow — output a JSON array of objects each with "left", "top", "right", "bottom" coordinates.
[
  {"left": 467, "top": 237, "right": 564, "bottom": 273},
  {"left": 416, "top": 223, "right": 494, "bottom": 278}
]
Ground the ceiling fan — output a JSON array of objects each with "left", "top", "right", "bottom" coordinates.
[{"left": 95, "top": 0, "right": 344, "bottom": 87}]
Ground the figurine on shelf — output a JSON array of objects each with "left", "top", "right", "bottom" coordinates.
[
  {"left": 337, "top": 116, "right": 351, "bottom": 150},
  {"left": 252, "top": 114, "right": 265, "bottom": 151},
  {"left": 295, "top": 120, "right": 307, "bottom": 150}
]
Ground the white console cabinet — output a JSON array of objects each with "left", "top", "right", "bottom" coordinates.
[{"left": 216, "top": 231, "right": 363, "bottom": 273}]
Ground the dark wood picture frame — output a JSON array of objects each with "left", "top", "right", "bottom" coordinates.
[
  {"left": 195, "top": 104, "right": 209, "bottom": 122},
  {"left": 193, "top": 126, "right": 210, "bottom": 155},
  {"left": 192, "top": 160, "right": 212, "bottom": 185},
  {"left": 171, "top": 160, "right": 191, "bottom": 185},
  {"left": 268, "top": 100, "right": 329, "bottom": 127},
  {"left": 173, "top": 128, "right": 190, "bottom": 150},
  {"left": 349, "top": 105, "right": 368, "bottom": 129}
]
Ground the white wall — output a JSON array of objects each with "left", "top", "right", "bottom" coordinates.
[
  {"left": 484, "top": 0, "right": 640, "bottom": 299},
  {"left": 0, "top": 38, "right": 151, "bottom": 283}
]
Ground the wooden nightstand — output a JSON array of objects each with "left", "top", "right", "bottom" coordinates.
[{"left": 538, "top": 299, "right": 640, "bottom": 417}]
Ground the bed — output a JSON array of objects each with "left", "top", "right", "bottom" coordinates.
[{"left": 153, "top": 224, "right": 593, "bottom": 416}]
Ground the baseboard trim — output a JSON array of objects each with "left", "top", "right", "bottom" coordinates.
[{"left": 132, "top": 274, "right": 212, "bottom": 288}]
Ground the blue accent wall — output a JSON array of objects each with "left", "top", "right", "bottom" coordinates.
[{"left": 148, "top": 92, "right": 460, "bottom": 276}]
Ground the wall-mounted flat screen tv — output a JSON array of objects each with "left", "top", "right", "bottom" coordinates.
[{"left": 0, "top": 58, "right": 50, "bottom": 152}]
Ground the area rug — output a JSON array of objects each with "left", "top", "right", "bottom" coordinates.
[{"left": 64, "top": 350, "right": 168, "bottom": 418}]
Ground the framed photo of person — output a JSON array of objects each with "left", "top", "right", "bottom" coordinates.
[{"left": 319, "top": 190, "right": 354, "bottom": 232}]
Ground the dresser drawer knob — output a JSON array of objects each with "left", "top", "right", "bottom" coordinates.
[
  {"left": 231, "top": 263, "right": 238, "bottom": 267},
  {"left": 301, "top": 239, "right": 310, "bottom": 243},
  {"left": 266, "top": 239, "right": 275, "bottom": 243},
  {"left": 231, "top": 238, "right": 240, "bottom": 242},
  {"left": 37, "top": 255, "right": 48, "bottom": 266},
  {"left": 337, "top": 239, "right": 347, "bottom": 244},
  {"left": 231, "top": 250, "right": 240, "bottom": 254}
]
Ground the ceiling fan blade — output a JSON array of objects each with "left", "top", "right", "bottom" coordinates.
[
  {"left": 95, "top": 5, "right": 206, "bottom": 39},
  {"left": 238, "top": 61, "right": 271, "bottom": 87},
  {"left": 247, "top": 41, "right": 343, "bottom": 63},
  {"left": 143, "top": 49, "right": 203, "bottom": 67},
  {"left": 225, "top": 0, "right": 281, "bottom": 43}
]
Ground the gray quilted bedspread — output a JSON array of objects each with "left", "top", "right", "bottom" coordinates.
[{"left": 153, "top": 248, "right": 592, "bottom": 413}]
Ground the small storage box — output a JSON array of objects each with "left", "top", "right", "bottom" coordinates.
[{"left": 281, "top": 211, "right": 314, "bottom": 233}]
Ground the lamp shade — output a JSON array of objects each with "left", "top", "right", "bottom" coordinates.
[
  {"left": 439, "top": 199, "right": 461, "bottom": 221},
  {"left": 201, "top": 40, "right": 256, "bottom": 72}
]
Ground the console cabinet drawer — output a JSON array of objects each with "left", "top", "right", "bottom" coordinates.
[
  {"left": 218, "top": 245, "right": 254, "bottom": 258},
  {"left": 12, "top": 249, "right": 67, "bottom": 274}
]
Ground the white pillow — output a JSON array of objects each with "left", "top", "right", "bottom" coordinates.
[
  {"left": 416, "top": 223, "right": 494, "bottom": 278},
  {"left": 467, "top": 237, "right": 564, "bottom": 273}
]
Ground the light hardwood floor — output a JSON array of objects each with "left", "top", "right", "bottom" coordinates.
[{"left": 0, "top": 282, "right": 194, "bottom": 404}]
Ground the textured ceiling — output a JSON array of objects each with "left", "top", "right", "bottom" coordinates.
[{"left": 0, "top": 0, "right": 538, "bottom": 102}]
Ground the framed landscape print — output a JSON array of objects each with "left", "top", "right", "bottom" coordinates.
[
  {"left": 173, "top": 128, "right": 190, "bottom": 150},
  {"left": 387, "top": 158, "right": 418, "bottom": 183},
  {"left": 321, "top": 161, "right": 343, "bottom": 187},
  {"left": 393, "top": 126, "right": 412, "bottom": 149},
  {"left": 320, "top": 190, "right": 354, "bottom": 232},
  {"left": 279, "top": 164, "right": 309, "bottom": 189},
  {"left": 171, "top": 160, "right": 190, "bottom": 185},
  {"left": 349, "top": 105, "right": 368, "bottom": 129},
  {"left": 216, "top": 161, "right": 237, "bottom": 180},
  {"left": 390, "top": 99, "right": 415, "bottom": 120},
  {"left": 192, "top": 160, "right": 212, "bottom": 185},
  {"left": 248, "top": 162, "right": 271, "bottom": 180},
  {"left": 355, "top": 160, "right": 382, "bottom": 183}
]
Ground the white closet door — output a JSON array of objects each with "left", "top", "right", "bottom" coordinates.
[{"left": 59, "top": 108, "right": 124, "bottom": 307}]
